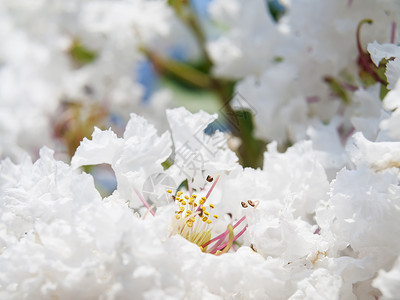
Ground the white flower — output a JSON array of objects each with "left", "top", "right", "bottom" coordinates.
[
  {"left": 380, "top": 79, "right": 400, "bottom": 141},
  {"left": 350, "top": 85, "right": 389, "bottom": 141},
  {"left": 373, "top": 256, "right": 400, "bottom": 300},
  {"left": 288, "top": 268, "right": 342, "bottom": 300},
  {"left": 368, "top": 41, "right": 400, "bottom": 89},
  {"left": 316, "top": 165, "right": 400, "bottom": 253},
  {"left": 72, "top": 113, "right": 172, "bottom": 208},
  {"left": 166, "top": 107, "right": 239, "bottom": 189},
  {"left": 348, "top": 132, "right": 400, "bottom": 174},
  {"left": 207, "top": 0, "right": 281, "bottom": 78},
  {"left": 236, "top": 63, "right": 309, "bottom": 145}
]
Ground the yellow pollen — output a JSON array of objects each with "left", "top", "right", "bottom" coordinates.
[
  {"left": 171, "top": 188, "right": 221, "bottom": 251},
  {"left": 213, "top": 215, "right": 219, "bottom": 219}
]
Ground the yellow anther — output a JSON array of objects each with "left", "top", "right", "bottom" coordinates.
[
  {"left": 192, "top": 194, "right": 197, "bottom": 198},
  {"left": 199, "top": 199, "right": 205, "bottom": 205},
  {"left": 189, "top": 217, "right": 195, "bottom": 223},
  {"left": 177, "top": 191, "right": 183, "bottom": 196},
  {"left": 181, "top": 201, "right": 186, "bottom": 205},
  {"left": 167, "top": 190, "right": 172, "bottom": 193},
  {"left": 204, "top": 211, "right": 209, "bottom": 216},
  {"left": 189, "top": 200, "right": 194, "bottom": 205},
  {"left": 186, "top": 222, "right": 193, "bottom": 228},
  {"left": 184, "top": 195, "right": 189, "bottom": 200},
  {"left": 201, "top": 196, "right": 207, "bottom": 201},
  {"left": 194, "top": 203, "right": 198, "bottom": 207},
  {"left": 201, "top": 206, "right": 206, "bottom": 211},
  {"left": 206, "top": 220, "right": 212, "bottom": 224},
  {"left": 175, "top": 215, "right": 181, "bottom": 220},
  {"left": 202, "top": 217, "right": 208, "bottom": 222},
  {"left": 209, "top": 204, "right": 215, "bottom": 209},
  {"left": 213, "top": 215, "right": 219, "bottom": 219},
  {"left": 180, "top": 206, "right": 184, "bottom": 211},
  {"left": 186, "top": 210, "right": 192, "bottom": 215}
]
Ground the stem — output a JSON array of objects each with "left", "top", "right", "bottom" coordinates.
[
  {"left": 144, "top": 49, "right": 213, "bottom": 89},
  {"left": 168, "top": 0, "right": 212, "bottom": 69}
]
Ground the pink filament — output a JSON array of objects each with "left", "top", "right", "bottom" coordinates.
[
  {"left": 205, "top": 174, "right": 220, "bottom": 199},
  {"left": 210, "top": 224, "right": 249, "bottom": 254},
  {"left": 134, "top": 188, "right": 155, "bottom": 216},
  {"left": 202, "top": 215, "right": 247, "bottom": 249},
  {"left": 195, "top": 174, "right": 221, "bottom": 214},
  {"left": 306, "top": 96, "right": 320, "bottom": 103},
  {"left": 391, "top": 22, "right": 396, "bottom": 44}
]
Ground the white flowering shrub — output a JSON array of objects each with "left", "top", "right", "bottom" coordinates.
[{"left": 1, "top": 0, "right": 400, "bottom": 299}]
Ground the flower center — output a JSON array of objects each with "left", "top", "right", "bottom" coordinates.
[
  {"left": 169, "top": 190, "right": 218, "bottom": 249},
  {"left": 168, "top": 175, "right": 249, "bottom": 255}
]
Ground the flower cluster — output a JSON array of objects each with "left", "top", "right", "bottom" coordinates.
[{"left": 1, "top": 0, "right": 400, "bottom": 299}]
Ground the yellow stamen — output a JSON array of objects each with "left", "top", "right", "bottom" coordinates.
[
  {"left": 213, "top": 215, "right": 219, "bottom": 219},
  {"left": 167, "top": 190, "right": 172, "bottom": 193},
  {"left": 209, "top": 204, "right": 215, "bottom": 209}
]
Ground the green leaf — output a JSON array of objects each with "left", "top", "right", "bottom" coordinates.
[{"left": 69, "top": 40, "right": 97, "bottom": 66}]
